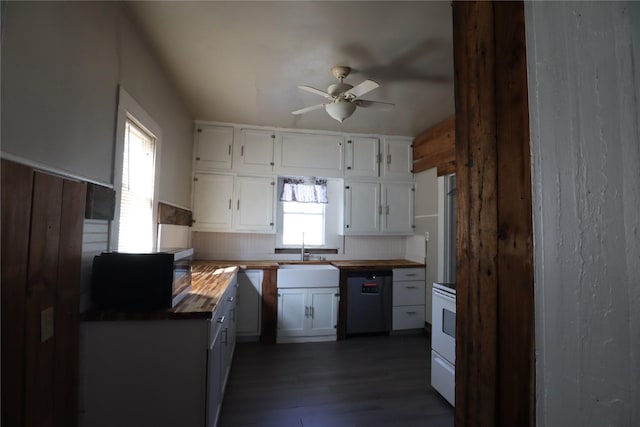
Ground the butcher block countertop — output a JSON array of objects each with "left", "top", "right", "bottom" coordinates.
[
  {"left": 329, "top": 259, "right": 425, "bottom": 269},
  {"left": 82, "top": 265, "right": 239, "bottom": 321}
]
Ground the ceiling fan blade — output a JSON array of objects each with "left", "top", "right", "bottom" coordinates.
[
  {"left": 298, "top": 85, "right": 333, "bottom": 99},
  {"left": 344, "top": 79, "right": 379, "bottom": 99},
  {"left": 354, "top": 99, "right": 395, "bottom": 111},
  {"left": 292, "top": 103, "right": 327, "bottom": 115}
]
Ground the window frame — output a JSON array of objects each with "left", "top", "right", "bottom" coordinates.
[
  {"left": 111, "top": 87, "right": 162, "bottom": 251},
  {"left": 275, "top": 177, "right": 342, "bottom": 250}
]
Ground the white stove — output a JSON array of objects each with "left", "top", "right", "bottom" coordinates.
[{"left": 431, "top": 282, "right": 456, "bottom": 406}]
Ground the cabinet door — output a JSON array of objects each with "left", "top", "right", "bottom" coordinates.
[
  {"left": 236, "top": 128, "right": 275, "bottom": 172},
  {"left": 344, "top": 181, "right": 381, "bottom": 234},
  {"left": 233, "top": 176, "right": 275, "bottom": 232},
  {"left": 237, "top": 270, "right": 262, "bottom": 336},
  {"left": 277, "top": 288, "right": 307, "bottom": 337},
  {"left": 346, "top": 136, "right": 379, "bottom": 177},
  {"left": 382, "top": 182, "right": 415, "bottom": 234},
  {"left": 278, "top": 132, "right": 344, "bottom": 177},
  {"left": 193, "top": 174, "right": 234, "bottom": 231},
  {"left": 307, "top": 288, "right": 339, "bottom": 336},
  {"left": 206, "top": 325, "right": 223, "bottom": 427},
  {"left": 383, "top": 137, "right": 413, "bottom": 180},
  {"left": 195, "top": 125, "right": 233, "bottom": 171}
]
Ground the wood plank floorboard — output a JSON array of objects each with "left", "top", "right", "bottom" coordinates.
[{"left": 219, "top": 334, "right": 454, "bottom": 427}]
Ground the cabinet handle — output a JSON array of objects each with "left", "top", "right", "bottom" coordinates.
[
  {"left": 196, "top": 156, "right": 201, "bottom": 161},
  {"left": 310, "top": 306, "right": 314, "bottom": 318},
  {"left": 347, "top": 166, "right": 352, "bottom": 170},
  {"left": 387, "top": 154, "right": 392, "bottom": 164},
  {"left": 237, "top": 200, "right": 240, "bottom": 210},
  {"left": 228, "top": 199, "right": 232, "bottom": 210},
  {"left": 217, "top": 315, "right": 225, "bottom": 324},
  {"left": 228, "top": 145, "right": 232, "bottom": 156},
  {"left": 385, "top": 205, "right": 390, "bottom": 215},
  {"left": 222, "top": 328, "right": 228, "bottom": 344},
  {"left": 241, "top": 145, "right": 244, "bottom": 156},
  {"left": 406, "top": 311, "right": 417, "bottom": 315},
  {"left": 305, "top": 306, "right": 309, "bottom": 317},
  {"left": 405, "top": 273, "right": 417, "bottom": 277},
  {"left": 227, "top": 296, "right": 234, "bottom": 302},
  {"left": 405, "top": 286, "right": 417, "bottom": 289},
  {"left": 270, "top": 162, "right": 275, "bottom": 166},
  {"left": 378, "top": 205, "right": 382, "bottom": 215}
]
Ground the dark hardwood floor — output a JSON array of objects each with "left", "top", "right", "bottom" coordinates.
[{"left": 218, "top": 334, "right": 454, "bottom": 427}]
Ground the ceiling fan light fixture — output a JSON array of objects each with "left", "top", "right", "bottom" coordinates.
[{"left": 325, "top": 99, "right": 356, "bottom": 123}]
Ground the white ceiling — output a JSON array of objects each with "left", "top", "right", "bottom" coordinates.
[{"left": 128, "top": 1, "right": 454, "bottom": 137}]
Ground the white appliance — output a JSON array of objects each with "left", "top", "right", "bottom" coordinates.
[{"left": 431, "top": 282, "right": 456, "bottom": 406}]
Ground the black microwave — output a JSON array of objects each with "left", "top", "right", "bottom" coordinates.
[{"left": 91, "top": 248, "right": 194, "bottom": 311}]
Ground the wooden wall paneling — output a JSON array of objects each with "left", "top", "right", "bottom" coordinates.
[
  {"left": 157, "top": 201, "right": 193, "bottom": 226},
  {"left": 260, "top": 269, "right": 278, "bottom": 343},
  {"left": 453, "top": 2, "right": 534, "bottom": 427},
  {"left": 54, "top": 179, "right": 86, "bottom": 426},
  {"left": 412, "top": 115, "right": 456, "bottom": 174},
  {"left": 494, "top": 2, "right": 535, "bottom": 425},
  {"left": 24, "top": 172, "right": 64, "bottom": 427},
  {"left": 1, "top": 160, "right": 34, "bottom": 427}
]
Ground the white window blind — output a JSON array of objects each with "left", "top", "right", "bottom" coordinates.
[{"left": 118, "top": 118, "right": 157, "bottom": 252}]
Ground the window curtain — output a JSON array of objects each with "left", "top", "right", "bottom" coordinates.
[{"left": 280, "top": 177, "right": 328, "bottom": 203}]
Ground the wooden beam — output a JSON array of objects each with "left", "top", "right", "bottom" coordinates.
[
  {"left": 452, "top": 2, "right": 534, "bottom": 426},
  {"left": 412, "top": 115, "right": 456, "bottom": 175}
]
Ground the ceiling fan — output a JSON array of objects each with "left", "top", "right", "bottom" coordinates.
[{"left": 292, "top": 66, "right": 394, "bottom": 123}]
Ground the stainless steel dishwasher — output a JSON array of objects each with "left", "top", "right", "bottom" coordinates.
[{"left": 346, "top": 270, "right": 393, "bottom": 335}]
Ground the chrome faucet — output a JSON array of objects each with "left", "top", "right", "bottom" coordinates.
[{"left": 300, "top": 232, "right": 310, "bottom": 261}]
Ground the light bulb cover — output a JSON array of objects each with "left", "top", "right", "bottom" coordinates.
[{"left": 325, "top": 99, "right": 356, "bottom": 123}]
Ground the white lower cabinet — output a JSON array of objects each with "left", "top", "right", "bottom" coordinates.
[
  {"left": 81, "top": 277, "right": 238, "bottom": 427},
  {"left": 277, "top": 287, "right": 339, "bottom": 342},
  {"left": 236, "top": 269, "right": 262, "bottom": 338},
  {"left": 193, "top": 173, "right": 275, "bottom": 233},
  {"left": 392, "top": 268, "right": 426, "bottom": 331}
]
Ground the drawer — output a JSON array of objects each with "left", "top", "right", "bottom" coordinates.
[
  {"left": 393, "top": 281, "right": 425, "bottom": 306},
  {"left": 393, "top": 268, "right": 425, "bottom": 281},
  {"left": 392, "top": 305, "right": 425, "bottom": 330},
  {"left": 209, "top": 303, "right": 226, "bottom": 348}
]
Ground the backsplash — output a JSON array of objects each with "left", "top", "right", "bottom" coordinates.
[{"left": 192, "top": 231, "right": 413, "bottom": 261}]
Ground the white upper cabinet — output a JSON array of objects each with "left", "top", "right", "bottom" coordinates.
[
  {"left": 233, "top": 176, "right": 275, "bottom": 232},
  {"left": 345, "top": 136, "right": 380, "bottom": 178},
  {"left": 192, "top": 173, "right": 275, "bottom": 233},
  {"left": 194, "top": 125, "right": 234, "bottom": 171},
  {"left": 382, "top": 182, "right": 415, "bottom": 234},
  {"left": 344, "top": 181, "right": 381, "bottom": 234},
  {"left": 192, "top": 173, "right": 234, "bottom": 230},
  {"left": 235, "top": 128, "right": 275, "bottom": 173},
  {"left": 382, "top": 137, "right": 413, "bottom": 180},
  {"left": 344, "top": 180, "right": 415, "bottom": 235},
  {"left": 277, "top": 132, "right": 344, "bottom": 177}
]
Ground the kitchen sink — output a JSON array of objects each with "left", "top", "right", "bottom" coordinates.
[{"left": 277, "top": 264, "right": 339, "bottom": 288}]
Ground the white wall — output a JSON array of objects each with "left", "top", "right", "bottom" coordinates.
[
  {"left": 525, "top": 2, "right": 640, "bottom": 426},
  {"left": 412, "top": 167, "right": 439, "bottom": 324},
  {"left": 1, "top": 1, "right": 194, "bottom": 208}
]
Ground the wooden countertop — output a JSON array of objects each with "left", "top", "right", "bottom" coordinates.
[
  {"left": 195, "top": 259, "right": 425, "bottom": 270},
  {"left": 82, "top": 265, "right": 239, "bottom": 321},
  {"left": 329, "top": 259, "right": 425, "bottom": 269}
]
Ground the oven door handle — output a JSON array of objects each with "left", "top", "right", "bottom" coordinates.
[{"left": 433, "top": 288, "right": 456, "bottom": 304}]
